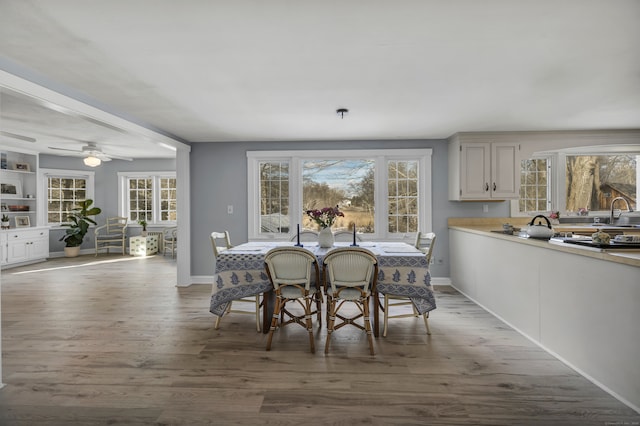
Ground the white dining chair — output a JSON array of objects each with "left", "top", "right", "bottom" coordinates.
[
  {"left": 211, "top": 231, "right": 262, "bottom": 332},
  {"left": 382, "top": 231, "right": 436, "bottom": 337},
  {"left": 323, "top": 247, "right": 378, "bottom": 355},
  {"left": 289, "top": 230, "right": 318, "bottom": 242},
  {"left": 264, "top": 246, "right": 321, "bottom": 353},
  {"left": 333, "top": 230, "right": 362, "bottom": 243}
]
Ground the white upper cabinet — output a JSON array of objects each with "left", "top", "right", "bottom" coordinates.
[{"left": 449, "top": 134, "right": 520, "bottom": 201}]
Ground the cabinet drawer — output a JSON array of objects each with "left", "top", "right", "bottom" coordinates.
[{"left": 7, "top": 229, "right": 48, "bottom": 240}]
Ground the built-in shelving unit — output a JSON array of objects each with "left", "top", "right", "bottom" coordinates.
[
  {"left": 1, "top": 147, "right": 49, "bottom": 268},
  {"left": 1, "top": 149, "right": 38, "bottom": 226}
]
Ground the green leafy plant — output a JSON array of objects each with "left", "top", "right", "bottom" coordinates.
[
  {"left": 59, "top": 199, "right": 102, "bottom": 247},
  {"left": 1, "top": 214, "right": 9, "bottom": 222},
  {"left": 138, "top": 219, "right": 147, "bottom": 231}
]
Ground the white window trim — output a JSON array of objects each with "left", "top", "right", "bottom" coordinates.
[
  {"left": 38, "top": 168, "right": 95, "bottom": 227},
  {"left": 247, "top": 149, "right": 432, "bottom": 241},
  {"left": 510, "top": 154, "right": 555, "bottom": 218},
  {"left": 117, "top": 171, "right": 177, "bottom": 225}
]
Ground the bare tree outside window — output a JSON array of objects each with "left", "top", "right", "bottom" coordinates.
[
  {"left": 302, "top": 160, "right": 375, "bottom": 233},
  {"left": 566, "top": 155, "right": 637, "bottom": 212}
]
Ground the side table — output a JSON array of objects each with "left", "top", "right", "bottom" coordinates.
[{"left": 129, "top": 234, "right": 159, "bottom": 256}]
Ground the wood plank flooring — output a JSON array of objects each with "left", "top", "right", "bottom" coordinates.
[{"left": 1, "top": 254, "right": 638, "bottom": 425}]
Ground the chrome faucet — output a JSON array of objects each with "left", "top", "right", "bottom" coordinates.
[{"left": 610, "top": 197, "right": 632, "bottom": 224}]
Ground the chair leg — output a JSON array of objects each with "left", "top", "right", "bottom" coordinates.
[
  {"left": 383, "top": 294, "right": 390, "bottom": 337},
  {"left": 423, "top": 312, "right": 431, "bottom": 335},
  {"left": 214, "top": 301, "right": 233, "bottom": 330},
  {"left": 266, "top": 297, "right": 282, "bottom": 351},
  {"left": 305, "top": 296, "right": 315, "bottom": 354},
  {"left": 254, "top": 295, "right": 261, "bottom": 332},
  {"left": 363, "top": 297, "right": 375, "bottom": 355},
  {"left": 325, "top": 299, "right": 336, "bottom": 354},
  {"left": 315, "top": 290, "right": 323, "bottom": 326}
]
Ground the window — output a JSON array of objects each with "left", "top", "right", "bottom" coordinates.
[
  {"left": 388, "top": 160, "right": 419, "bottom": 233},
  {"left": 565, "top": 154, "right": 637, "bottom": 212},
  {"left": 512, "top": 151, "right": 638, "bottom": 216},
  {"left": 40, "top": 169, "right": 95, "bottom": 225},
  {"left": 518, "top": 158, "right": 551, "bottom": 214},
  {"left": 248, "top": 149, "right": 432, "bottom": 240},
  {"left": 259, "top": 161, "right": 289, "bottom": 233},
  {"left": 118, "top": 172, "right": 177, "bottom": 224},
  {"left": 302, "top": 159, "right": 375, "bottom": 232}
]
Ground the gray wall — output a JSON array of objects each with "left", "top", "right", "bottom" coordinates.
[
  {"left": 190, "top": 139, "right": 510, "bottom": 279},
  {"left": 40, "top": 154, "right": 176, "bottom": 253}
]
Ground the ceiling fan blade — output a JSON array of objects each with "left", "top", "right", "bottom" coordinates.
[
  {"left": 49, "top": 143, "right": 133, "bottom": 161},
  {"left": 104, "top": 153, "right": 133, "bottom": 161},
  {"left": 48, "top": 146, "right": 83, "bottom": 153},
  {"left": 1, "top": 130, "right": 36, "bottom": 143}
]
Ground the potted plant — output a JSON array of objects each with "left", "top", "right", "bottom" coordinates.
[
  {"left": 138, "top": 219, "right": 148, "bottom": 237},
  {"left": 59, "top": 199, "right": 102, "bottom": 257},
  {"left": 1, "top": 214, "right": 10, "bottom": 229}
]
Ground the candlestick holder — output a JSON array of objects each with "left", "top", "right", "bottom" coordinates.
[{"left": 294, "top": 224, "right": 304, "bottom": 247}]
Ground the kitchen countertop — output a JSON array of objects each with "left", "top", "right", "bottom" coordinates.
[{"left": 448, "top": 218, "right": 640, "bottom": 268}]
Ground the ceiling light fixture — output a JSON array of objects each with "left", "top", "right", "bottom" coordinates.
[
  {"left": 336, "top": 108, "right": 349, "bottom": 119},
  {"left": 83, "top": 156, "right": 102, "bottom": 167}
]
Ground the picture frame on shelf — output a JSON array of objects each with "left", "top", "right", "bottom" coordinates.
[
  {"left": 15, "top": 215, "right": 30, "bottom": 228},
  {"left": 0, "top": 178, "right": 22, "bottom": 198},
  {"left": 13, "top": 162, "right": 31, "bottom": 172}
]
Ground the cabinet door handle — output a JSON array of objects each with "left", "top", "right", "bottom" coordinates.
[
  {"left": 493, "top": 182, "right": 497, "bottom": 191},
  {"left": 485, "top": 183, "right": 489, "bottom": 192}
]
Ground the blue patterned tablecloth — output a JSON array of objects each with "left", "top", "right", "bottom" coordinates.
[{"left": 210, "top": 242, "right": 436, "bottom": 317}]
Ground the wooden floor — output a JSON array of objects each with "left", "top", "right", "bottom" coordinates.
[{"left": 1, "top": 254, "right": 638, "bottom": 425}]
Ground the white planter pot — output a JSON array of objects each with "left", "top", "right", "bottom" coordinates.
[
  {"left": 64, "top": 246, "right": 81, "bottom": 257},
  {"left": 318, "top": 227, "right": 334, "bottom": 248}
]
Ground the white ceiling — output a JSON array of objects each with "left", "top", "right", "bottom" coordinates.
[{"left": 0, "top": 0, "right": 639, "bottom": 159}]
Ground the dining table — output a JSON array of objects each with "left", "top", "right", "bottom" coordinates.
[{"left": 210, "top": 241, "right": 436, "bottom": 336}]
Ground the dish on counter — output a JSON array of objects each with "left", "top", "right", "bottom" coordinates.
[{"left": 614, "top": 235, "right": 640, "bottom": 243}]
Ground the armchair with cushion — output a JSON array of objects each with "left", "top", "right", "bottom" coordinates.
[{"left": 94, "top": 217, "right": 128, "bottom": 256}]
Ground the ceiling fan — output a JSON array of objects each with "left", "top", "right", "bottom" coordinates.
[{"left": 48, "top": 142, "right": 133, "bottom": 167}]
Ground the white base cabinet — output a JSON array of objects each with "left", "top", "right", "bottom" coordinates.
[
  {"left": 1, "top": 227, "right": 49, "bottom": 268},
  {"left": 449, "top": 228, "right": 640, "bottom": 412},
  {"left": 448, "top": 133, "right": 520, "bottom": 200}
]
